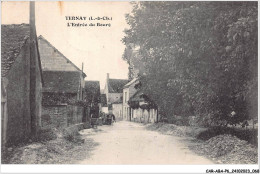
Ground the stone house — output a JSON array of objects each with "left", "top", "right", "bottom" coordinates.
[
  {"left": 104, "top": 73, "right": 128, "bottom": 113},
  {"left": 122, "top": 78, "right": 139, "bottom": 121},
  {"left": 128, "top": 90, "right": 159, "bottom": 123},
  {"left": 1, "top": 2, "right": 43, "bottom": 147},
  {"left": 112, "top": 97, "right": 123, "bottom": 121},
  {"left": 38, "top": 36, "right": 86, "bottom": 129}
]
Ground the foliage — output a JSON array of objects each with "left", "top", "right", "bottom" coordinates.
[
  {"left": 122, "top": 2, "right": 257, "bottom": 125},
  {"left": 128, "top": 93, "right": 157, "bottom": 110}
]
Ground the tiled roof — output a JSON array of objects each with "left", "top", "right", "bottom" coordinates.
[
  {"left": 84, "top": 80, "right": 101, "bottom": 103},
  {"left": 85, "top": 81, "right": 100, "bottom": 92},
  {"left": 42, "top": 71, "right": 80, "bottom": 93},
  {"left": 1, "top": 24, "right": 30, "bottom": 77},
  {"left": 108, "top": 79, "right": 128, "bottom": 93},
  {"left": 38, "top": 35, "right": 86, "bottom": 78},
  {"left": 100, "top": 94, "right": 107, "bottom": 106}
]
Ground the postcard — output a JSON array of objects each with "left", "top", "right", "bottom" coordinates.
[{"left": 1, "top": 1, "right": 258, "bottom": 173}]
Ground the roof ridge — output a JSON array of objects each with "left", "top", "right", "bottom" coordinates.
[
  {"left": 43, "top": 70, "right": 81, "bottom": 73},
  {"left": 109, "top": 78, "right": 128, "bottom": 81},
  {"left": 85, "top": 80, "right": 100, "bottom": 82}
]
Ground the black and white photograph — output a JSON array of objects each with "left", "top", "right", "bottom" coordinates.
[{"left": 1, "top": 1, "right": 258, "bottom": 173}]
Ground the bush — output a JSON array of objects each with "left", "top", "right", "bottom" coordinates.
[
  {"left": 197, "top": 126, "right": 258, "bottom": 146},
  {"left": 166, "top": 115, "right": 190, "bottom": 126},
  {"left": 62, "top": 125, "right": 84, "bottom": 144}
]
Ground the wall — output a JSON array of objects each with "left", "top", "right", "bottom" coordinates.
[
  {"left": 132, "top": 108, "right": 143, "bottom": 123},
  {"left": 122, "top": 88, "right": 129, "bottom": 120},
  {"left": 1, "top": 78, "right": 8, "bottom": 149},
  {"left": 41, "top": 105, "right": 84, "bottom": 129},
  {"left": 107, "top": 93, "right": 122, "bottom": 104},
  {"left": 33, "top": 36, "right": 43, "bottom": 133},
  {"left": 112, "top": 103, "right": 123, "bottom": 121},
  {"left": 132, "top": 108, "right": 158, "bottom": 124},
  {"left": 102, "top": 107, "right": 108, "bottom": 114},
  {"left": 41, "top": 105, "right": 68, "bottom": 129},
  {"left": 3, "top": 30, "right": 43, "bottom": 147},
  {"left": 5, "top": 39, "right": 31, "bottom": 146}
]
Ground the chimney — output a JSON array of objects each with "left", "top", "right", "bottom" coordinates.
[
  {"left": 30, "top": 2, "right": 35, "bottom": 28},
  {"left": 107, "top": 73, "right": 109, "bottom": 80}
]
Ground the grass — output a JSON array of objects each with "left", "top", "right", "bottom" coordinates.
[{"left": 2, "top": 125, "right": 99, "bottom": 164}]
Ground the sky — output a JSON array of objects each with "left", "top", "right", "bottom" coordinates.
[{"left": 1, "top": 1, "right": 132, "bottom": 89}]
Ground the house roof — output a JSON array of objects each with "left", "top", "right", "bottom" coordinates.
[
  {"left": 100, "top": 94, "right": 107, "bottom": 106},
  {"left": 1, "top": 24, "right": 30, "bottom": 77},
  {"left": 42, "top": 71, "right": 80, "bottom": 93},
  {"left": 124, "top": 78, "right": 138, "bottom": 88},
  {"left": 108, "top": 79, "right": 129, "bottom": 93},
  {"left": 38, "top": 35, "right": 86, "bottom": 78}
]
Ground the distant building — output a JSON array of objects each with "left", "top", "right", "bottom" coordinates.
[
  {"left": 104, "top": 73, "right": 128, "bottom": 113},
  {"left": 112, "top": 96, "right": 123, "bottom": 121},
  {"left": 122, "top": 78, "right": 139, "bottom": 121},
  {"left": 1, "top": 2, "right": 43, "bottom": 147}
]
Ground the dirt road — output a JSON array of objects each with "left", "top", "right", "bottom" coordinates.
[{"left": 79, "top": 121, "right": 214, "bottom": 164}]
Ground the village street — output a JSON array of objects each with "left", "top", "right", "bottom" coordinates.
[{"left": 79, "top": 121, "right": 214, "bottom": 165}]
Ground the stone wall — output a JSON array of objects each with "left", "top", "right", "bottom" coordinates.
[
  {"left": 41, "top": 105, "right": 84, "bottom": 130},
  {"left": 112, "top": 103, "right": 123, "bottom": 121},
  {"left": 42, "top": 106, "right": 68, "bottom": 129}
]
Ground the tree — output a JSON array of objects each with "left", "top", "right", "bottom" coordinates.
[{"left": 122, "top": 2, "right": 257, "bottom": 125}]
